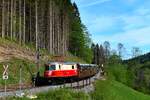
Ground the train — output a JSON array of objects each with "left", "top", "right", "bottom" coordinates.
[{"left": 43, "top": 62, "right": 99, "bottom": 83}]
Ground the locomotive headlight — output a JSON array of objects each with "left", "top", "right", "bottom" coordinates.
[{"left": 49, "top": 71, "right": 52, "bottom": 75}]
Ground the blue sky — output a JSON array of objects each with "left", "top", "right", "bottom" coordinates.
[{"left": 72, "top": 0, "right": 150, "bottom": 58}]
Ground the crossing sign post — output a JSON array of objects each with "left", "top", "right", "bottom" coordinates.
[
  {"left": 2, "top": 65, "right": 9, "bottom": 98},
  {"left": 2, "top": 65, "right": 8, "bottom": 80}
]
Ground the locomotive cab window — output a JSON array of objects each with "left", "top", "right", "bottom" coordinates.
[
  {"left": 49, "top": 65, "right": 56, "bottom": 70},
  {"left": 59, "top": 65, "right": 61, "bottom": 70},
  {"left": 72, "top": 65, "right": 74, "bottom": 69},
  {"left": 45, "top": 65, "right": 56, "bottom": 71}
]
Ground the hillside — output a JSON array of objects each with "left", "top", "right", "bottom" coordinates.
[
  {"left": 124, "top": 52, "right": 150, "bottom": 64},
  {"left": 122, "top": 52, "right": 150, "bottom": 94},
  {"left": 0, "top": 0, "right": 93, "bottom": 63},
  {"left": 91, "top": 79, "right": 150, "bottom": 100},
  {"left": 90, "top": 57, "right": 150, "bottom": 100},
  {"left": 0, "top": 38, "right": 85, "bottom": 87},
  {"left": 0, "top": 38, "right": 37, "bottom": 86},
  {"left": 0, "top": 38, "right": 35, "bottom": 63}
]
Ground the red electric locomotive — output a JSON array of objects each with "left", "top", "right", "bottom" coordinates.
[
  {"left": 44, "top": 62, "right": 98, "bottom": 81},
  {"left": 44, "top": 62, "right": 78, "bottom": 78}
]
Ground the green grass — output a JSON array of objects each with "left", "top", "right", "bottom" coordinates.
[
  {"left": 7, "top": 79, "right": 150, "bottom": 100},
  {"left": 8, "top": 88, "right": 90, "bottom": 100},
  {"left": 91, "top": 79, "right": 150, "bottom": 100},
  {"left": 0, "top": 58, "right": 36, "bottom": 86}
]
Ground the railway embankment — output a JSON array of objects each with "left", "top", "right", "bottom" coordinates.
[{"left": 0, "top": 72, "right": 101, "bottom": 98}]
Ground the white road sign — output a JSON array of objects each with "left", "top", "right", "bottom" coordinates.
[{"left": 2, "top": 65, "right": 8, "bottom": 80}]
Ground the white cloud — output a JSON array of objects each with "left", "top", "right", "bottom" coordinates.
[
  {"left": 135, "top": 7, "right": 150, "bottom": 15},
  {"left": 93, "top": 26, "right": 150, "bottom": 59},
  {"left": 93, "top": 26, "right": 150, "bottom": 47},
  {"left": 73, "top": 0, "right": 111, "bottom": 8},
  {"left": 120, "top": 15, "right": 147, "bottom": 30},
  {"left": 87, "top": 16, "right": 117, "bottom": 33},
  {"left": 122, "top": 0, "right": 136, "bottom": 5},
  {"left": 80, "top": 0, "right": 110, "bottom": 7},
  {"left": 120, "top": 7, "right": 150, "bottom": 30},
  {"left": 84, "top": 5, "right": 150, "bottom": 35},
  {"left": 125, "top": 0, "right": 136, "bottom": 3}
]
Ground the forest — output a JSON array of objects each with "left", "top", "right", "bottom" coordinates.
[
  {"left": 0, "top": 0, "right": 92, "bottom": 62},
  {"left": 0, "top": 0, "right": 150, "bottom": 99}
]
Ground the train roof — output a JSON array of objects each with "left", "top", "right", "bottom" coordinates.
[
  {"left": 78, "top": 64, "right": 97, "bottom": 67},
  {"left": 46, "top": 61, "right": 77, "bottom": 65},
  {"left": 45, "top": 62, "right": 97, "bottom": 67}
]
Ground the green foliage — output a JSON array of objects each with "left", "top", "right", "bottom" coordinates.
[
  {"left": 37, "top": 89, "right": 89, "bottom": 100},
  {"left": 124, "top": 52, "right": 150, "bottom": 64},
  {"left": 8, "top": 88, "right": 90, "bottom": 100},
  {"left": 107, "top": 55, "right": 135, "bottom": 87},
  {"left": 107, "top": 64, "right": 128, "bottom": 84},
  {"left": 68, "top": 3, "right": 93, "bottom": 63},
  {"left": 91, "top": 80, "right": 150, "bottom": 100},
  {"left": 124, "top": 52, "right": 150, "bottom": 94},
  {"left": 0, "top": 58, "right": 36, "bottom": 86},
  {"left": 108, "top": 55, "right": 121, "bottom": 65}
]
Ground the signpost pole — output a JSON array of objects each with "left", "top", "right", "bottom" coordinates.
[
  {"left": 19, "top": 66, "right": 22, "bottom": 92},
  {"left": 2, "top": 65, "right": 8, "bottom": 99},
  {"left": 4, "top": 79, "right": 6, "bottom": 98}
]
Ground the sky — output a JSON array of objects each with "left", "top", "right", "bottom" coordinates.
[{"left": 71, "top": 0, "right": 150, "bottom": 59}]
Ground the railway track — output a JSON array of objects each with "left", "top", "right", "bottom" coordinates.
[
  {"left": 0, "top": 72, "right": 101, "bottom": 98},
  {"left": 0, "top": 83, "right": 32, "bottom": 92}
]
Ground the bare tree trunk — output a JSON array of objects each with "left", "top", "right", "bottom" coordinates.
[
  {"left": 62, "top": 12, "right": 65, "bottom": 55},
  {"left": 29, "top": 0, "right": 32, "bottom": 42},
  {"left": 10, "top": 0, "right": 13, "bottom": 40},
  {"left": 58, "top": 9, "right": 61, "bottom": 55},
  {"left": 19, "top": 0, "right": 22, "bottom": 44},
  {"left": 49, "top": 0, "right": 52, "bottom": 53},
  {"left": 66, "top": 15, "right": 70, "bottom": 55},
  {"left": 13, "top": 0, "right": 16, "bottom": 39},
  {"left": 56, "top": 6, "right": 59, "bottom": 54},
  {"left": 0, "top": 0, "right": 72, "bottom": 56},
  {"left": 2, "top": 0, "right": 5, "bottom": 38},
  {"left": 52, "top": 1, "right": 54, "bottom": 55},
  {"left": 35, "top": 0, "right": 40, "bottom": 74},
  {"left": 54, "top": 6, "right": 57, "bottom": 54},
  {"left": 35, "top": 0, "right": 38, "bottom": 50},
  {"left": 0, "top": 0, "right": 2, "bottom": 37},
  {"left": 23, "top": 0, "right": 25, "bottom": 43},
  {"left": 6, "top": 0, "right": 10, "bottom": 37}
]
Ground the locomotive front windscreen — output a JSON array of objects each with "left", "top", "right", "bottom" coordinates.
[{"left": 45, "top": 65, "right": 56, "bottom": 71}]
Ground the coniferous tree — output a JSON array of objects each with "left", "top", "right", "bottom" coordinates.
[{"left": 0, "top": 0, "right": 93, "bottom": 62}]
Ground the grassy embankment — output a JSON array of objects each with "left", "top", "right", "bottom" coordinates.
[{"left": 90, "top": 62, "right": 150, "bottom": 100}]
